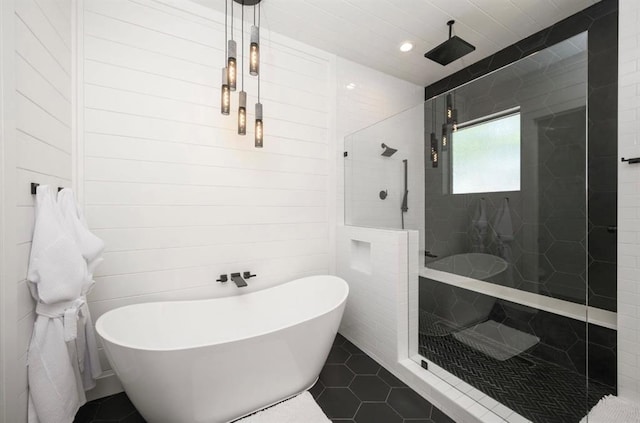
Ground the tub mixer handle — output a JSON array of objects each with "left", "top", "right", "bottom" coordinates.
[
  {"left": 243, "top": 271, "right": 256, "bottom": 279},
  {"left": 216, "top": 274, "right": 228, "bottom": 283}
]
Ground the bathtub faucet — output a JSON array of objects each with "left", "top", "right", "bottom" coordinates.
[{"left": 230, "top": 273, "right": 248, "bottom": 288}]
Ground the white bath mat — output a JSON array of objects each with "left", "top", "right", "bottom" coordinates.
[
  {"left": 580, "top": 395, "right": 640, "bottom": 423},
  {"left": 237, "top": 392, "right": 330, "bottom": 423},
  {"left": 453, "top": 319, "right": 539, "bottom": 361}
]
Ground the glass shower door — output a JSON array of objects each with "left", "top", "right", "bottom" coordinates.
[{"left": 417, "top": 32, "right": 616, "bottom": 423}]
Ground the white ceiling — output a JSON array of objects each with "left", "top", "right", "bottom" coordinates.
[{"left": 195, "top": 0, "right": 600, "bottom": 87}]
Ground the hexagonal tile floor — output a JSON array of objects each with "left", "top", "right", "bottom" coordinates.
[
  {"left": 419, "top": 330, "right": 615, "bottom": 423},
  {"left": 74, "top": 333, "right": 454, "bottom": 423}
]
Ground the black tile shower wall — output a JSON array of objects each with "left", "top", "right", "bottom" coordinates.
[
  {"left": 424, "top": 0, "right": 618, "bottom": 100},
  {"left": 424, "top": 0, "right": 619, "bottom": 313},
  {"left": 424, "top": 44, "right": 590, "bottom": 305},
  {"left": 536, "top": 110, "right": 588, "bottom": 304},
  {"left": 587, "top": 6, "right": 618, "bottom": 313}
]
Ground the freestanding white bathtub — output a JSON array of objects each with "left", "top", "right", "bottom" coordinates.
[{"left": 95, "top": 275, "right": 349, "bottom": 423}]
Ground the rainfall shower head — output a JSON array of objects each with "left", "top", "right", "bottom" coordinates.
[
  {"left": 425, "top": 20, "right": 475, "bottom": 66},
  {"left": 381, "top": 143, "right": 398, "bottom": 157}
]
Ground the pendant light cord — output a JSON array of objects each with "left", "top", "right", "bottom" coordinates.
[
  {"left": 224, "top": 0, "right": 228, "bottom": 60},
  {"left": 257, "top": 3, "right": 261, "bottom": 102},
  {"left": 242, "top": 5, "right": 245, "bottom": 90},
  {"left": 432, "top": 99, "right": 436, "bottom": 133}
]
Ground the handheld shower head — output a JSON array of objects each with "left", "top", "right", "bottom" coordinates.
[{"left": 381, "top": 143, "right": 398, "bottom": 157}]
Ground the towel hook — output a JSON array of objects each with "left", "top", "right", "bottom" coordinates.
[
  {"left": 30, "top": 183, "right": 65, "bottom": 195},
  {"left": 621, "top": 157, "right": 640, "bottom": 164}
]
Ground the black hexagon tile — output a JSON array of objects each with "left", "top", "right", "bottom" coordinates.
[{"left": 75, "top": 333, "right": 450, "bottom": 423}]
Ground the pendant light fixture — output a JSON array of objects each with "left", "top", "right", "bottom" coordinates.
[
  {"left": 227, "top": 1, "right": 237, "bottom": 92},
  {"left": 254, "top": 4, "right": 263, "bottom": 147},
  {"left": 220, "top": 0, "right": 231, "bottom": 115},
  {"left": 238, "top": 4, "right": 247, "bottom": 135},
  {"left": 250, "top": 5, "right": 260, "bottom": 76},
  {"left": 431, "top": 99, "right": 438, "bottom": 168},
  {"left": 446, "top": 92, "right": 458, "bottom": 131},
  {"left": 441, "top": 123, "right": 448, "bottom": 151},
  {"left": 222, "top": 0, "right": 263, "bottom": 143},
  {"left": 255, "top": 102, "right": 263, "bottom": 147},
  {"left": 446, "top": 94, "right": 453, "bottom": 123}
]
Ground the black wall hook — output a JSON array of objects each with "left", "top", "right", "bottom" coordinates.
[
  {"left": 621, "top": 157, "right": 640, "bottom": 164},
  {"left": 30, "top": 183, "right": 65, "bottom": 194}
]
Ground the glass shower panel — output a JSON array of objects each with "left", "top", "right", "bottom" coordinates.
[
  {"left": 344, "top": 103, "right": 425, "bottom": 234},
  {"left": 417, "top": 33, "right": 615, "bottom": 422},
  {"left": 343, "top": 30, "right": 617, "bottom": 423}
]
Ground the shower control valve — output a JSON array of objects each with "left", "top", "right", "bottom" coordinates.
[
  {"left": 243, "top": 271, "right": 257, "bottom": 279},
  {"left": 216, "top": 274, "right": 228, "bottom": 283}
]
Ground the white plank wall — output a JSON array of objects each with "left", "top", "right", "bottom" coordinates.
[
  {"left": 79, "top": 0, "right": 334, "bottom": 382},
  {"left": 13, "top": 0, "right": 73, "bottom": 420}
]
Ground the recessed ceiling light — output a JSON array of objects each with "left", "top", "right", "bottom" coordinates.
[
  {"left": 346, "top": 83, "right": 356, "bottom": 90},
  {"left": 400, "top": 42, "right": 413, "bottom": 52}
]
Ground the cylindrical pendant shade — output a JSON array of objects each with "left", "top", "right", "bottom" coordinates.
[
  {"left": 238, "top": 91, "right": 247, "bottom": 135},
  {"left": 441, "top": 124, "right": 448, "bottom": 150},
  {"left": 221, "top": 68, "right": 230, "bottom": 115},
  {"left": 446, "top": 94, "right": 453, "bottom": 123},
  {"left": 255, "top": 102, "right": 263, "bottom": 147},
  {"left": 228, "top": 40, "right": 237, "bottom": 91},
  {"left": 250, "top": 26, "right": 259, "bottom": 76},
  {"left": 223, "top": 2, "right": 264, "bottom": 141},
  {"left": 452, "top": 108, "right": 458, "bottom": 131},
  {"left": 430, "top": 132, "right": 439, "bottom": 168}
]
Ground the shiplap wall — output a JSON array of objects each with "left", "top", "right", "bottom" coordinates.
[
  {"left": 79, "top": 0, "right": 334, "bottom": 386},
  {"left": 12, "top": 0, "right": 73, "bottom": 420}
]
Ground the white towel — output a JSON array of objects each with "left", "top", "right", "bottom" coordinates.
[
  {"left": 471, "top": 198, "right": 488, "bottom": 252},
  {"left": 27, "top": 185, "right": 89, "bottom": 423},
  {"left": 581, "top": 395, "right": 640, "bottom": 423},
  {"left": 27, "top": 186, "right": 86, "bottom": 305},
  {"left": 57, "top": 189, "right": 103, "bottom": 390},
  {"left": 58, "top": 189, "right": 104, "bottom": 277},
  {"left": 238, "top": 392, "right": 331, "bottom": 423},
  {"left": 492, "top": 198, "right": 514, "bottom": 242}
]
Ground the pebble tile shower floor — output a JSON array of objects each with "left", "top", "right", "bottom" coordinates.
[{"left": 74, "top": 334, "right": 454, "bottom": 423}]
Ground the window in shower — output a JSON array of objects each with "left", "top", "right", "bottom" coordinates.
[{"left": 452, "top": 110, "right": 521, "bottom": 194}]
